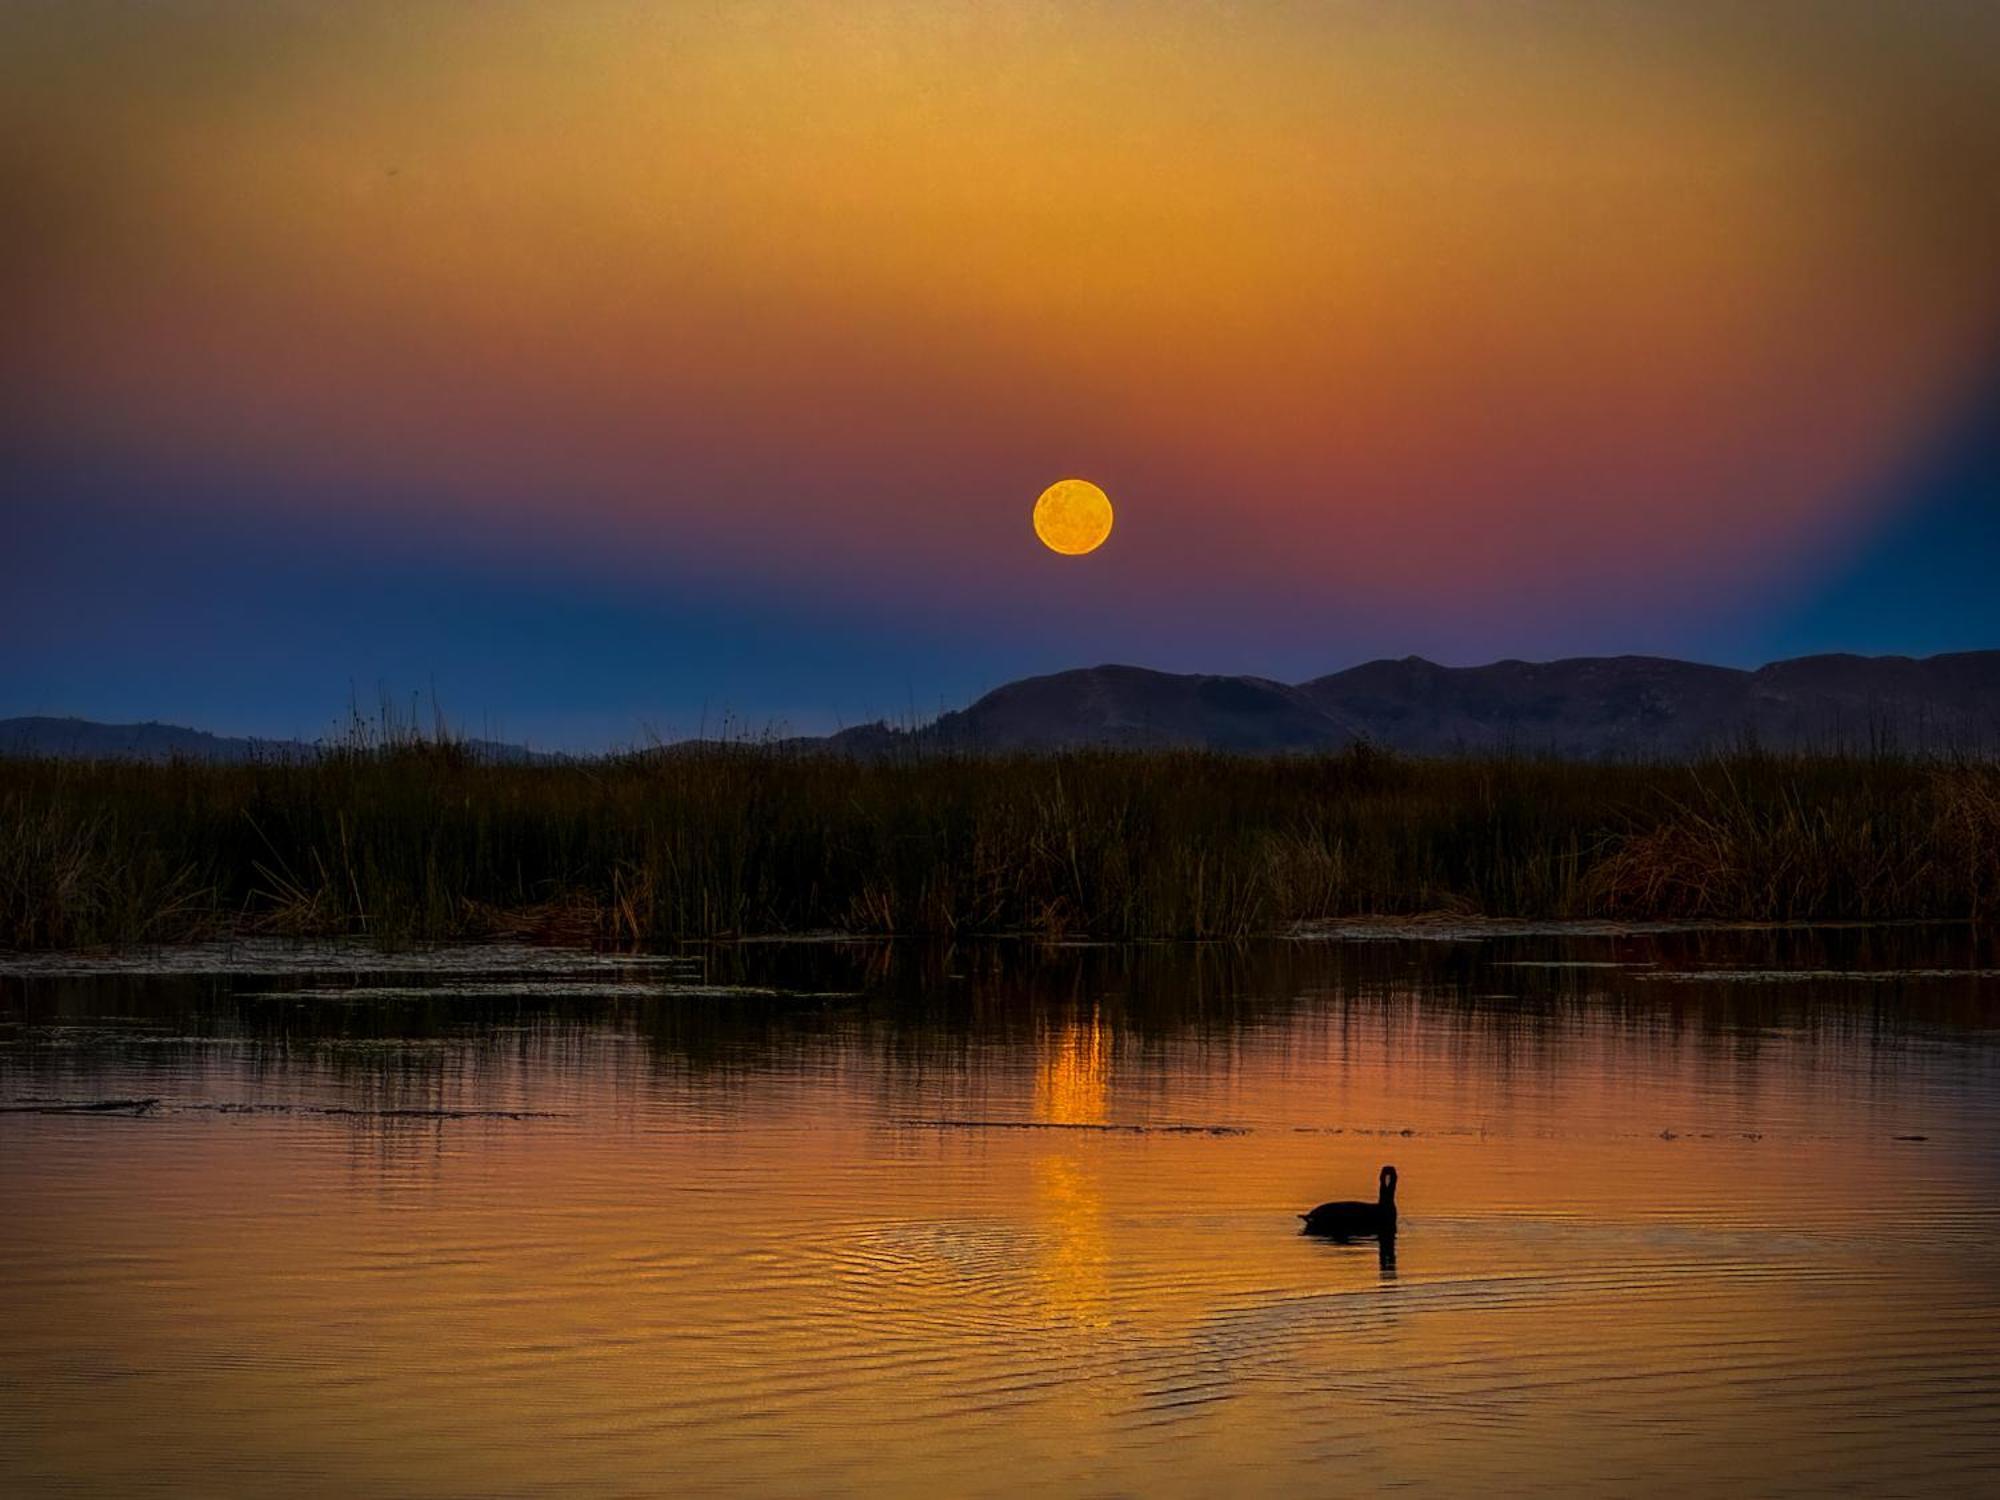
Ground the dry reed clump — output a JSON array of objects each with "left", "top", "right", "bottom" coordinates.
[
  {"left": 0, "top": 788, "right": 212, "bottom": 948},
  {"left": 0, "top": 745, "right": 1992, "bottom": 950},
  {"left": 1586, "top": 759, "right": 1976, "bottom": 921},
  {"left": 1931, "top": 762, "right": 2000, "bottom": 919}
]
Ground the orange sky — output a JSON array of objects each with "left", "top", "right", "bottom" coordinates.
[{"left": 6, "top": 2, "right": 2000, "bottom": 734}]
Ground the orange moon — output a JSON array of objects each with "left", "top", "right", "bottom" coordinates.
[{"left": 1032, "top": 479, "right": 1114, "bottom": 556}]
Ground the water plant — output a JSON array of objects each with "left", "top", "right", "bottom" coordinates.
[{"left": 2, "top": 743, "right": 1995, "bottom": 950}]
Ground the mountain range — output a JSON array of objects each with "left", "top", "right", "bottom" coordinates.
[
  {"left": 819, "top": 651, "right": 2000, "bottom": 757},
  {"left": 0, "top": 717, "right": 546, "bottom": 765},
  {"left": 7, "top": 651, "right": 1999, "bottom": 762}
]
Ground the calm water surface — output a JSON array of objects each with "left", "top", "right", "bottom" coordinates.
[{"left": 4, "top": 928, "right": 1999, "bottom": 1496}]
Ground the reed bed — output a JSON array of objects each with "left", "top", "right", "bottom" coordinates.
[{"left": 2, "top": 745, "right": 1997, "bottom": 950}]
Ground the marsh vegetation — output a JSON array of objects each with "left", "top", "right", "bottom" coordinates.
[{"left": 4, "top": 745, "right": 2000, "bottom": 950}]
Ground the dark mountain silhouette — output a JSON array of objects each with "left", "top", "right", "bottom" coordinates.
[
  {"left": 829, "top": 665, "right": 1360, "bottom": 753},
  {"left": 822, "top": 651, "right": 2000, "bottom": 757},
  {"left": 0, "top": 717, "right": 304, "bottom": 762},
  {"left": 1294, "top": 652, "right": 2000, "bottom": 755},
  {"left": 8, "top": 651, "right": 2000, "bottom": 761},
  {"left": 0, "top": 717, "right": 548, "bottom": 764}
]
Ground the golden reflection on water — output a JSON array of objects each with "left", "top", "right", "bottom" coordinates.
[
  {"left": 1033, "top": 1015, "right": 1113, "bottom": 1333},
  {"left": 3, "top": 935, "right": 2000, "bottom": 1495},
  {"left": 1036, "top": 1012, "right": 1111, "bottom": 1126}
]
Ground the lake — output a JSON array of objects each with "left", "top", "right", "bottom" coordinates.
[{"left": 4, "top": 926, "right": 1999, "bottom": 1495}]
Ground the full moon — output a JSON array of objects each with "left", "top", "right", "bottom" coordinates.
[{"left": 1032, "top": 478, "right": 1114, "bottom": 556}]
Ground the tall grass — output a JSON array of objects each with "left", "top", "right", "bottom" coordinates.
[{"left": 3, "top": 745, "right": 1997, "bottom": 950}]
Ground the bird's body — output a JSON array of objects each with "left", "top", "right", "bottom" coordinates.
[{"left": 1300, "top": 1165, "right": 1398, "bottom": 1238}]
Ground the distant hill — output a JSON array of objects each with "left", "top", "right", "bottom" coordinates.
[
  {"left": 830, "top": 665, "right": 1362, "bottom": 753},
  {"left": 8, "top": 651, "right": 1999, "bottom": 762},
  {"left": 0, "top": 716, "right": 548, "bottom": 764},
  {"left": 820, "top": 651, "right": 2000, "bottom": 757},
  {"left": 1295, "top": 652, "right": 2000, "bottom": 755}
]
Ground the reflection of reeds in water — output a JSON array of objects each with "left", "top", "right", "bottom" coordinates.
[
  {"left": 11, "top": 935, "right": 2000, "bottom": 1497},
  {"left": 6, "top": 746, "right": 2000, "bottom": 948}
]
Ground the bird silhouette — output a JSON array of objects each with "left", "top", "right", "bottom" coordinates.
[{"left": 1300, "top": 1164, "right": 1398, "bottom": 1239}]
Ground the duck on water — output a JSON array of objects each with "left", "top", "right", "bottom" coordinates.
[{"left": 1300, "top": 1165, "right": 1398, "bottom": 1239}]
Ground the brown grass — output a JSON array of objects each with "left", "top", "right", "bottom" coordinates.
[{"left": 2, "top": 744, "right": 1996, "bottom": 950}]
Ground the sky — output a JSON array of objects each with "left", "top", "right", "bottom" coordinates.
[{"left": 5, "top": 1, "right": 1999, "bottom": 748}]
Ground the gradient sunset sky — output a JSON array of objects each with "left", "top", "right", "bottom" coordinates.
[{"left": 5, "top": 1, "right": 1999, "bottom": 746}]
